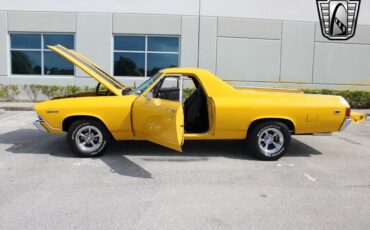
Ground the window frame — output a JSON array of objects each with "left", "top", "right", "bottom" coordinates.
[
  {"left": 113, "top": 34, "right": 180, "bottom": 77},
  {"left": 146, "top": 74, "right": 184, "bottom": 103},
  {"left": 9, "top": 32, "right": 76, "bottom": 77}
]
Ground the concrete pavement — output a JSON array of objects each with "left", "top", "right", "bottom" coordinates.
[
  {"left": 0, "top": 101, "right": 36, "bottom": 111},
  {"left": 0, "top": 111, "right": 369, "bottom": 229}
]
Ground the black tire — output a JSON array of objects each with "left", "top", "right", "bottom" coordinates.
[
  {"left": 67, "top": 119, "right": 110, "bottom": 157},
  {"left": 247, "top": 121, "right": 291, "bottom": 161}
]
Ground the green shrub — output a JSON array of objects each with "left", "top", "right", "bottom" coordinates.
[
  {"left": 0, "top": 84, "right": 8, "bottom": 98},
  {"left": 63, "top": 85, "right": 82, "bottom": 96},
  {"left": 82, "top": 86, "right": 95, "bottom": 92},
  {"left": 23, "top": 84, "right": 43, "bottom": 102},
  {"left": 2, "top": 83, "right": 369, "bottom": 109},
  {"left": 183, "top": 88, "right": 195, "bottom": 100},
  {"left": 7, "top": 85, "right": 21, "bottom": 101},
  {"left": 303, "top": 89, "right": 370, "bottom": 109},
  {"left": 40, "top": 85, "right": 63, "bottom": 99},
  {"left": 0, "top": 84, "right": 21, "bottom": 101}
]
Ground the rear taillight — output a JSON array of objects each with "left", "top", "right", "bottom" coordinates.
[{"left": 345, "top": 108, "right": 351, "bottom": 118}]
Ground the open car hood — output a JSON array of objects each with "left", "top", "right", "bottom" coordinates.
[{"left": 48, "top": 45, "right": 125, "bottom": 96}]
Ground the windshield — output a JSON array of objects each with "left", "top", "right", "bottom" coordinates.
[{"left": 132, "top": 72, "right": 162, "bottom": 95}]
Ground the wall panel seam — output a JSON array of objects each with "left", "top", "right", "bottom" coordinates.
[
  {"left": 6, "top": 11, "right": 10, "bottom": 77},
  {"left": 215, "top": 17, "right": 219, "bottom": 75},
  {"left": 197, "top": 0, "right": 201, "bottom": 67},
  {"left": 278, "top": 22, "right": 283, "bottom": 82},
  {"left": 311, "top": 23, "right": 316, "bottom": 84}
]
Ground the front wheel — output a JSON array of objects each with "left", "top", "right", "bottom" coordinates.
[
  {"left": 67, "top": 119, "right": 110, "bottom": 157},
  {"left": 247, "top": 121, "right": 291, "bottom": 161}
]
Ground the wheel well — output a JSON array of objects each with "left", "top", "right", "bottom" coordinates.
[
  {"left": 62, "top": 116, "right": 107, "bottom": 132},
  {"left": 247, "top": 118, "right": 295, "bottom": 137}
]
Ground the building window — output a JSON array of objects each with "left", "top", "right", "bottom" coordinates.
[
  {"left": 114, "top": 35, "right": 179, "bottom": 77},
  {"left": 10, "top": 33, "right": 75, "bottom": 75}
]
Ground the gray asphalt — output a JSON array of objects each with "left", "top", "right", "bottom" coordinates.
[{"left": 0, "top": 111, "right": 369, "bottom": 230}]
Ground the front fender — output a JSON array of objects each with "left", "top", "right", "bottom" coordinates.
[{"left": 34, "top": 95, "right": 137, "bottom": 134}]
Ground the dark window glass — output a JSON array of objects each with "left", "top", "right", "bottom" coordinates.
[
  {"left": 114, "top": 52, "right": 145, "bottom": 76},
  {"left": 44, "top": 52, "right": 74, "bottom": 75},
  {"left": 44, "top": 34, "right": 74, "bottom": 49},
  {"left": 10, "top": 34, "right": 41, "bottom": 49},
  {"left": 147, "top": 53, "right": 178, "bottom": 76},
  {"left": 148, "top": 37, "right": 179, "bottom": 52},
  {"left": 114, "top": 36, "right": 145, "bottom": 51},
  {"left": 11, "top": 51, "right": 41, "bottom": 74},
  {"left": 10, "top": 33, "right": 75, "bottom": 75},
  {"left": 113, "top": 35, "right": 180, "bottom": 77}
]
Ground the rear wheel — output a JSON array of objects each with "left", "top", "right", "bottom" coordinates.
[
  {"left": 67, "top": 119, "right": 110, "bottom": 157},
  {"left": 247, "top": 121, "right": 291, "bottom": 161}
]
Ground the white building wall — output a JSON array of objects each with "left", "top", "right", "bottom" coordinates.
[
  {"left": 1, "top": 0, "right": 369, "bottom": 25},
  {"left": 0, "top": 11, "right": 8, "bottom": 76},
  {"left": 0, "top": 0, "right": 369, "bottom": 90},
  {"left": 75, "top": 13, "right": 112, "bottom": 80},
  {"left": 201, "top": 0, "right": 370, "bottom": 25},
  {"left": 280, "top": 22, "right": 315, "bottom": 83},
  {"left": 0, "top": 0, "right": 200, "bottom": 16}
]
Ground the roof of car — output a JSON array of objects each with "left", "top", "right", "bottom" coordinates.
[
  {"left": 161, "top": 67, "right": 212, "bottom": 75},
  {"left": 161, "top": 67, "right": 236, "bottom": 96}
]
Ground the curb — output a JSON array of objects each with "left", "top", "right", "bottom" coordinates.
[
  {"left": 353, "top": 111, "right": 370, "bottom": 116},
  {"left": 0, "top": 107, "right": 34, "bottom": 111}
]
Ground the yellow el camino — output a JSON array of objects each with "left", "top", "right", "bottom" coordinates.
[{"left": 33, "top": 45, "right": 367, "bottom": 160}]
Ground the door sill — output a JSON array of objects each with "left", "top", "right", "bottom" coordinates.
[{"left": 184, "top": 132, "right": 213, "bottom": 140}]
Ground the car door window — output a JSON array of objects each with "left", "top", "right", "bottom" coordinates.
[
  {"left": 183, "top": 76, "right": 197, "bottom": 102},
  {"left": 150, "top": 76, "right": 182, "bottom": 102}
]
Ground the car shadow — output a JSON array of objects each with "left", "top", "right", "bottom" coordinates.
[
  {"left": 0, "top": 129, "right": 322, "bottom": 178},
  {"left": 285, "top": 138, "right": 323, "bottom": 157}
]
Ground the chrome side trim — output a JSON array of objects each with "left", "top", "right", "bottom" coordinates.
[
  {"left": 339, "top": 118, "right": 351, "bottom": 132},
  {"left": 42, "top": 119, "right": 61, "bottom": 131},
  {"left": 33, "top": 120, "right": 48, "bottom": 132},
  {"left": 37, "top": 115, "right": 61, "bottom": 131}
]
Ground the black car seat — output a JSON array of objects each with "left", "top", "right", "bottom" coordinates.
[{"left": 184, "top": 88, "right": 204, "bottom": 132}]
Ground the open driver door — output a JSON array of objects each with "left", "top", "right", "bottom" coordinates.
[{"left": 131, "top": 75, "right": 184, "bottom": 152}]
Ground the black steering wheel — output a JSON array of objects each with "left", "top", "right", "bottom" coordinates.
[
  {"left": 95, "top": 83, "right": 101, "bottom": 96},
  {"left": 95, "top": 83, "right": 112, "bottom": 96}
]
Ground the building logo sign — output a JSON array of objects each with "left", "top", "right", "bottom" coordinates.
[{"left": 316, "top": 0, "right": 361, "bottom": 40}]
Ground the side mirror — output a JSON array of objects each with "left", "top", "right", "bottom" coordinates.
[{"left": 147, "top": 92, "right": 153, "bottom": 98}]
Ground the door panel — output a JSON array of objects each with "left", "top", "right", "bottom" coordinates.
[{"left": 132, "top": 95, "right": 184, "bottom": 151}]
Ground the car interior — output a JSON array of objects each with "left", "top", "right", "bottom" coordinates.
[{"left": 150, "top": 75, "right": 209, "bottom": 134}]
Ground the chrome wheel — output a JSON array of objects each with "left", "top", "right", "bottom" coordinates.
[
  {"left": 258, "top": 128, "right": 284, "bottom": 156},
  {"left": 75, "top": 125, "right": 103, "bottom": 153}
]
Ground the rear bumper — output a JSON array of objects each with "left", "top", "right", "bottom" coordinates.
[
  {"left": 339, "top": 118, "right": 351, "bottom": 132},
  {"left": 33, "top": 119, "right": 48, "bottom": 132}
]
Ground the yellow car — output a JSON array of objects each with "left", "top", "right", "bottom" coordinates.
[{"left": 33, "top": 45, "right": 367, "bottom": 160}]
